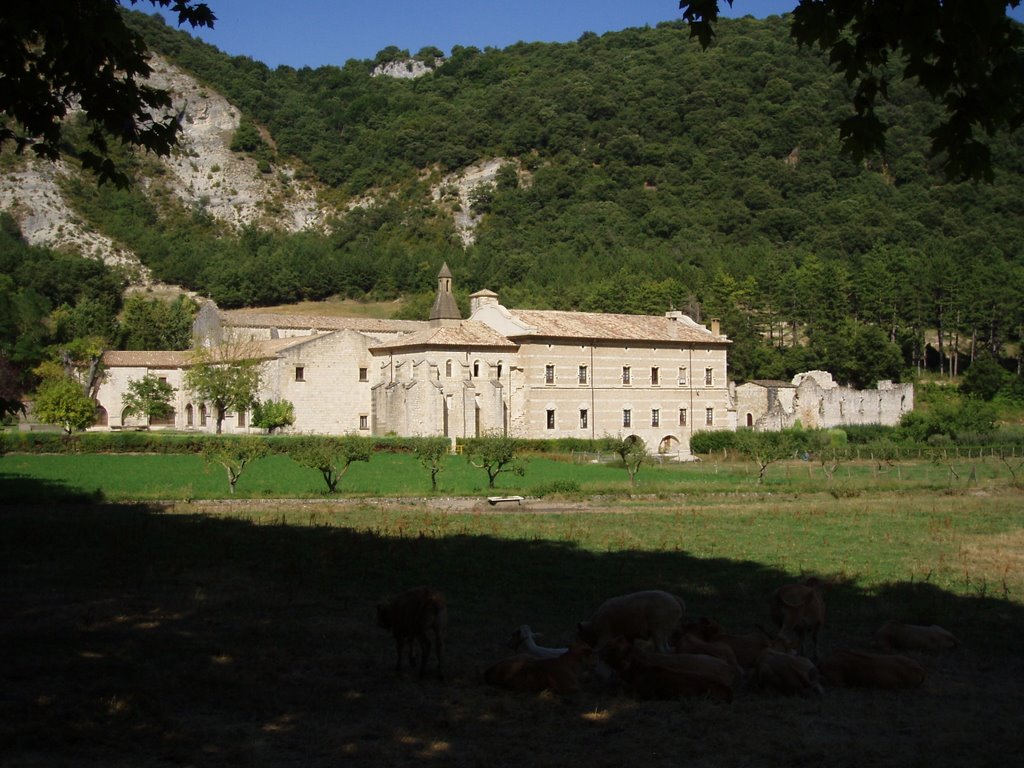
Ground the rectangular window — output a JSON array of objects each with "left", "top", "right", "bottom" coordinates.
[
  {"left": 359, "top": 415, "right": 369, "bottom": 430},
  {"left": 545, "top": 364, "right": 555, "bottom": 384},
  {"left": 705, "top": 407, "right": 714, "bottom": 426},
  {"left": 578, "top": 365, "right": 588, "bottom": 384},
  {"left": 237, "top": 411, "right": 246, "bottom": 428},
  {"left": 579, "top": 409, "right": 588, "bottom": 429},
  {"left": 679, "top": 408, "right": 687, "bottom": 427},
  {"left": 651, "top": 367, "right": 659, "bottom": 385},
  {"left": 651, "top": 409, "right": 660, "bottom": 427},
  {"left": 623, "top": 409, "right": 632, "bottom": 428},
  {"left": 359, "top": 367, "right": 368, "bottom": 382},
  {"left": 546, "top": 409, "right": 556, "bottom": 429},
  {"left": 622, "top": 366, "right": 631, "bottom": 385},
  {"left": 678, "top": 367, "right": 687, "bottom": 385},
  {"left": 295, "top": 366, "right": 305, "bottom": 382},
  {"left": 705, "top": 367, "right": 714, "bottom": 386}
]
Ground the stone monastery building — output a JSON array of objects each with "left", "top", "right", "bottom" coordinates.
[{"left": 95, "top": 265, "right": 736, "bottom": 456}]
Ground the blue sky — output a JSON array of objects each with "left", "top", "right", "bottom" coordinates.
[{"left": 161, "top": 1, "right": 801, "bottom": 69}]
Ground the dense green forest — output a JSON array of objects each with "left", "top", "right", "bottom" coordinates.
[{"left": 3, "top": 11, "right": 1023, "bottom": 401}]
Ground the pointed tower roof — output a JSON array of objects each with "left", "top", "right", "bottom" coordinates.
[{"left": 429, "top": 261, "right": 461, "bottom": 324}]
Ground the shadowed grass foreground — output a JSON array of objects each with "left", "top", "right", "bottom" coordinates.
[{"left": 1, "top": 485, "right": 1022, "bottom": 767}]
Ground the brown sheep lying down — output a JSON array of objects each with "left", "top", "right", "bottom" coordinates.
[
  {"left": 872, "top": 621, "right": 960, "bottom": 652},
  {"left": 754, "top": 649, "right": 824, "bottom": 697},
  {"left": 819, "top": 649, "right": 925, "bottom": 689},
  {"left": 577, "top": 590, "right": 686, "bottom": 653},
  {"left": 484, "top": 644, "right": 595, "bottom": 694},
  {"left": 600, "top": 637, "right": 734, "bottom": 702},
  {"left": 377, "top": 586, "right": 447, "bottom": 678}
]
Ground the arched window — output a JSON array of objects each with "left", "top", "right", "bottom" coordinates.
[
  {"left": 151, "top": 407, "right": 175, "bottom": 427},
  {"left": 186, "top": 404, "right": 194, "bottom": 427},
  {"left": 199, "top": 404, "right": 208, "bottom": 427}
]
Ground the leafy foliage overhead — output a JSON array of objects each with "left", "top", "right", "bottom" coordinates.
[
  {"left": 0, "top": 1, "right": 215, "bottom": 186},
  {"left": 679, "top": 0, "right": 1024, "bottom": 181}
]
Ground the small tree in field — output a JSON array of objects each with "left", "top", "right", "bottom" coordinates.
[
  {"left": 200, "top": 437, "right": 269, "bottom": 494},
  {"left": 32, "top": 376, "right": 96, "bottom": 434},
  {"left": 289, "top": 436, "right": 372, "bottom": 493},
  {"left": 604, "top": 435, "right": 648, "bottom": 487},
  {"left": 252, "top": 398, "right": 295, "bottom": 433},
  {"left": 121, "top": 373, "right": 176, "bottom": 426},
  {"left": 809, "top": 428, "right": 847, "bottom": 484},
  {"left": 416, "top": 437, "right": 451, "bottom": 491},
  {"left": 463, "top": 433, "right": 525, "bottom": 489},
  {"left": 734, "top": 430, "right": 796, "bottom": 484}
]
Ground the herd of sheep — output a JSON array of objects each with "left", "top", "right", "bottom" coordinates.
[{"left": 375, "top": 580, "right": 959, "bottom": 701}]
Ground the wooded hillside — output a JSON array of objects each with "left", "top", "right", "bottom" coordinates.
[{"left": 3, "top": 11, "right": 1023, "bottom": 391}]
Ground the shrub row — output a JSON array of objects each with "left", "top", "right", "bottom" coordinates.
[
  {"left": 689, "top": 428, "right": 1024, "bottom": 460},
  {"left": 0, "top": 431, "right": 461, "bottom": 457},
  {"left": 4, "top": 428, "right": 1021, "bottom": 459}
]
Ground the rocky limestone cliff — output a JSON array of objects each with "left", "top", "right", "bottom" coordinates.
[
  {"left": 0, "top": 158, "right": 147, "bottom": 279},
  {"left": 0, "top": 56, "right": 331, "bottom": 285},
  {"left": 1, "top": 55, "right": 508, "bottom": 285},
  {"left": 371, "top": 59, "right": 441, "bottom": 79},
  {"left": 430, "top": 158, "right": 530, "bottom": 247},
  {"left": 143, "top": 56, "right": 329, "bottom": 233}
]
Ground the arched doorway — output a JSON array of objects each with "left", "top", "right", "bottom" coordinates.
[{"left": 658, "top": 435, "right": 680, "bottom": 455}]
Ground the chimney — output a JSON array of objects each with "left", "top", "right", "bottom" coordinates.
[
  {"left": 470, "top": 289, "right": 500, "bottom": 316},
  {"left": 710, "top": 318, "right": 721, "bottom": 337}
]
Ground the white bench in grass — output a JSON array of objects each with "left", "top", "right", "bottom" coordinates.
[{"left": 487, "top": 495, "right": 525, "bottom": 506}]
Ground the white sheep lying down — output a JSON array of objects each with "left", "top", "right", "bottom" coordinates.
[
  {"left": 577, "top": 590, "right": 686, "bottom": 653},
  {"left": 506, "top": 624, "right": 569, "bottom": 660}
]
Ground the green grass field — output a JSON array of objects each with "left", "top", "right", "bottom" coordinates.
[
  {"left": 1, "top": 450, "right": 1017, "bottom": 500},
  {"left": 2, "top": 453, "right": 1022, "bottom": 767}
]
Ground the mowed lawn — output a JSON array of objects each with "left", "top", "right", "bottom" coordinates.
[{"left": 1, "top": 457, "right": 1023, "bottom": 767}]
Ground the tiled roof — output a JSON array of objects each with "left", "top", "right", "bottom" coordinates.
[
  {"left": 222, "top": 310, "right": 427, "bottom": 333},
  {"left": 505, "top": 309, "right": 727, "bottom": 344},
  {"left": 102, "top": 351, "right": 194, "bottom": 368},
  {"left": 370, "top": 321, "right": 518, "bottom": 352},
  {"left": 102, "top": 336, "right": 318, "bottom": 368}
]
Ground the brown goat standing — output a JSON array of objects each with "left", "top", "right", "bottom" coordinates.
[
  {"left": 376, "top": 587, "right": 447, "bottom": 678},
  {"left": 770, "top": 577, "right": 825, "bottom": 660}
]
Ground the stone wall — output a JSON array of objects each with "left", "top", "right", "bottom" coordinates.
[{"left": 736, "top": 371, "right": 913, "bottom": 431}]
